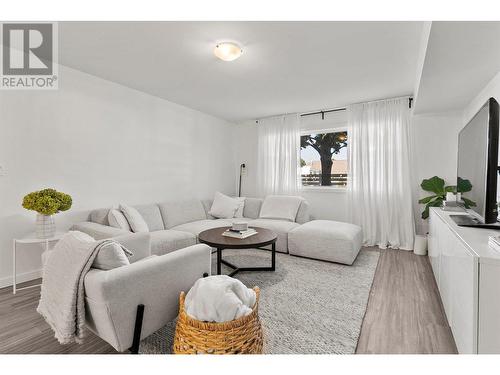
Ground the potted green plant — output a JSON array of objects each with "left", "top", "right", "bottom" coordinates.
[
  {"left": 419, "top": 176, "right": 476, "bottom": 219},
  {"left": 415, "top": 176, "right": 476, "bottom": 256},
  {"left": 22, "top": 188, "right": 72, "bottom": 239}
]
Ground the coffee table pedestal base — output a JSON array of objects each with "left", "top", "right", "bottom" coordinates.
[{"left": 216, "top": 244, "right": 276, "bottom": 276}]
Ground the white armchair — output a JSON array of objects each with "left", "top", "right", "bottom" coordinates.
[
  {"left": 84, "top": 243, "right": 212, "bottom": 352},
  {"left": 42, "top": 232, "right": 212, "bottom": 353}
]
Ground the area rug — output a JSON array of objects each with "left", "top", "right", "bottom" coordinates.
[{"left": 139, "top": 248, "right": 379, "bottom": 354}]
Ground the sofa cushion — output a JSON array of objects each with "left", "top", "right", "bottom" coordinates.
[
  {"left": 149, "top": 230, "right": 197, "bottom": 256},
  {"left": 209, "top": 192, "right": 241, "bottom": 219},
  {"left": 89, "top": 208, "right": 111, "bottom": 225},
  {"left": 43, "top": 236, "right": 134, "bottom": 271},
  {"left": 248, "top": 219, "right": 300, "bottom": 253},
  {"left": 92, "top": 241, "right": 132, "bottom": 270},
  {"left": 113, "top": 232, "right": 151, "bottom": 263},
  {"left": 259, "top": 195, "right": 304, "bottom": 222},
  {"left": 159, "top": 199, "right": 207, "bottom": 229},
  {"left": 172, "top": 219, "right": 232, "bottom": 237},
  {"left": 202, "top": 197, "right": 245, "bottom": 219},
  {"left": 108, "top": 209, "right": 132, "bottom": 231},
  {"left": 201, "top": 199, "right": 215, "bottom": 219},
  {"left": 243, "top": 198, "right": 263, "bottom": 219},
  {"left": 133, "top": 204, "right": 165, "bottom": 231},
  {"left": 120, "top": 204, "right": 149, "bottom": 233},
  {"left": 288, "top": 220, "right": 362, "bottom": 265},
  {"left": 295, "top": 200, "right": 311, "bottom": 224}
]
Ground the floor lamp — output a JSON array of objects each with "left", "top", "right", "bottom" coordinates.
[{"left": 238, "top": 163, "right": 246, "bottom": 197}]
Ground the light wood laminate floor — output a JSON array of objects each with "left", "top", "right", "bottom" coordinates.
[
  {"left": 0, "top": 248, "right": 457, "bottom": 354},
  {"left": 356, "top": 249, "right": 457, "bottom": 354}
]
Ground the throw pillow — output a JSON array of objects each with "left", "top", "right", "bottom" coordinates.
[
  {"left": 92, "top": 241, "right": 133, "bottom": 270},
  {"left": 259, "top": 195, "right": 304, "bottom": 222},
  {"left": 234, "top": 197, "right": 246, "bottom": 218},
  {"left": 209, "top": 192, "right": 240, "bottom": 219},
  {"left": 108, "top": 209, "right": 132, "bottom": 231},
  {"left": 119, "top": 204, "right": 149, "bottom": 233}
]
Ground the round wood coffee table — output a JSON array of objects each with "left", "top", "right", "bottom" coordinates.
[{"left": 198, "top": 226, "right": 277, "bottom": 276}]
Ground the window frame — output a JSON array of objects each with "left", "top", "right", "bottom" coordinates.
[{"left": 299, "top": 126, "right": 349, "bottom": 192}]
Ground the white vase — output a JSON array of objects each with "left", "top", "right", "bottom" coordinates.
[{"left": 36, "top": 214, "right": 56, "bottom": 239}]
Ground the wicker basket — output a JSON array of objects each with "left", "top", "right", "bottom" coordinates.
[{"left": 173, "top": 286, "right": 263, "bottom": 354}]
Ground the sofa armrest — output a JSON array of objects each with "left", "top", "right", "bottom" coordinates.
[
  {"left": 71, "top": 221, "right": 129, "bottom": 240},
  {"left": 83, "top": 243, "right": 212, "bottom": 352}
]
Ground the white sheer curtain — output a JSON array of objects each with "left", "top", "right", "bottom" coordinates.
[
  {"left": 257, "top": 113, "right": 301, "bottom": 196},
  {"left": 347, "top": 97, "right": 415, "bottom": 250}
]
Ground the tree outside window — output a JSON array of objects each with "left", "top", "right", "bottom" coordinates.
[{"left": 300, "top": 131, "right": 348, "bottom": 187}]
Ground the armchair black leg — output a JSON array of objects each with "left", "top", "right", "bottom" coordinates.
[{"left": 129, "top": 304, "right": 145, "bottom": 354}]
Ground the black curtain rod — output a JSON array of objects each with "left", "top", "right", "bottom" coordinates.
[
  {"left": 300, "top": 107, "right": 346, "bottom": 118},
  {"left": 301, "top": 97, "right": 414, "bottom": 119},
  {"left": 257, "top": 97, "right": 413, "bottom": 123}
]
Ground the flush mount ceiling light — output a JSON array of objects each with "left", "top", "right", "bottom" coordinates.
[{"left": 214, "top": 42, "right": 243, "bottom": 61}]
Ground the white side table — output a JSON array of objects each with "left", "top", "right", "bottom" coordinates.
[{"left": 12, "top": 232, "right": 65, "bottom": 294}]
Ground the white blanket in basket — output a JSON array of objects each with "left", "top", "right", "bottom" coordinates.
[{"left": 185, "top": 275, "right": 256, "bottom": 323}]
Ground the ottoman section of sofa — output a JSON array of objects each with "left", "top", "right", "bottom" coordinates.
[{"left": 288, "top": 220, "right": 362, "bottom": 265}]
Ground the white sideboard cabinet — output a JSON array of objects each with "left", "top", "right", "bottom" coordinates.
[{"left": 429, "top": 207, "right": 500, "bottom": 353}]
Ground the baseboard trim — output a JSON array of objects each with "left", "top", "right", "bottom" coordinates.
[{"left": 0, "top": 269, "right": 42, "bottom": 289}]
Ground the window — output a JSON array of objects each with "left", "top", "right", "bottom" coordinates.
[{"left": 300, "top": 130, "right": 348, "bottom": 187}]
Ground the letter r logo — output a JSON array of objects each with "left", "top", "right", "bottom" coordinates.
[{"left": 2, "top": 23, "right": 53, "bottom": 75}]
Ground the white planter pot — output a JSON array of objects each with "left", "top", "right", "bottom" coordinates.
[
  {"left": 36, "top": 214, "right": 56, "bottom": 239},
  {"left": 414, "top": 234, "right": 428, "bottom": 256}
]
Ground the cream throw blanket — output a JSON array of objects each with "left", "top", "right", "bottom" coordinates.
[{"left": 37, "top": 231, "right": 111, "bottom": 344}]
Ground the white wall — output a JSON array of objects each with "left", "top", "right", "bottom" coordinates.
[
  {"left": 234, "top": 111, "right": 349, "bottom": 222},
  {"left": 464, "top": 70, "right": 500, "bottom": 124},
  {"left": 0, "top": 65, "right": 236, "bottom": 287},
  {"left": 410, "top": 112, "right": 463, "bottom": 234}
]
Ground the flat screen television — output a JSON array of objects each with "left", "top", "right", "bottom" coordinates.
[{"left": 455, "top": 97, "right": 499, "bottom": 226}]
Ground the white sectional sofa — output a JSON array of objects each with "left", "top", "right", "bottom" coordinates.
[
  {"left": 72, "top": 197, "right": 311, "bottom": 254},
  {"left": 68, "top": 196, "right": 363, "bottom": 353},
  {"left": 70, "top": 197, "right": 311, "bottom": 352}
]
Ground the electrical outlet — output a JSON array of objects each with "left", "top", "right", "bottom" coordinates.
[
  {"left": 241, "top": 163, "right": 247, "bottom": 176},
  {"left": 0, "top": 165, "right": 5, "bottom": 176}
]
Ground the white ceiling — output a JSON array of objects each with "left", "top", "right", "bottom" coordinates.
[
  {"left": 414, "top": 21, "right": 500, "bottom": 114},
  {"left": 59, "top": 22, "right": 423, "bottom": 122}
]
